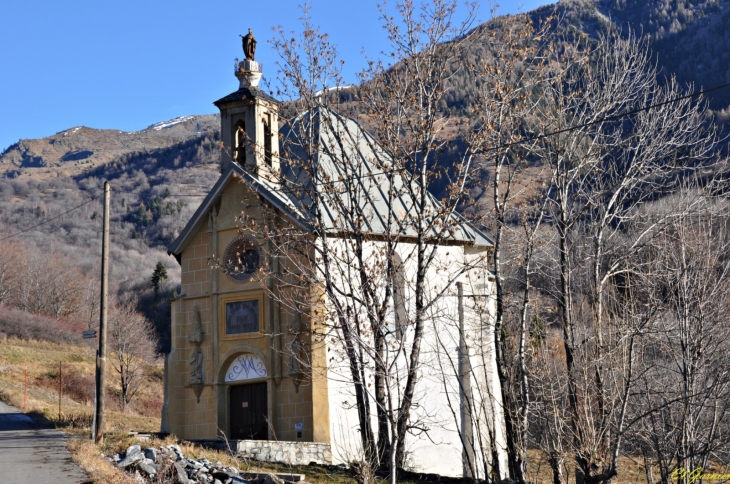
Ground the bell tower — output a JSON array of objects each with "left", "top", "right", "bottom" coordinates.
[{"left": 214, "top": 29, "right": 280, "bottom": 176}]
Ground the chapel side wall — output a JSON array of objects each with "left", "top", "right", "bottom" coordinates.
[
  {"left": 325, "top": 241, "right": 476, "bottom": 477},
  {"left": 462, "top": 248, "right": 508, "bottom": 478},
  {"left": 405, "top": 244, "right": 470, "bottom": 476}
]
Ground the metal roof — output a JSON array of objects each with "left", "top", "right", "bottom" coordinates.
[{"left": 277, "top": 107, "right": 493, "bottom": 246}]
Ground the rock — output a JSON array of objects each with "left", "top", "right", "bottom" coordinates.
[
  {"left": 118, "top": 449, "right": 144, "bottom": 468},
  {"left": 174, "top": 461, "right": 190, "bottom": 484},
  {"left": 132, "top": 470, "right": 146, "bottom": 484},
  {"left": 262, "top": 473, "right": 284, "bottom": 484},
  {"left": 144, "top": 447, "right": 158, "bottom": 462},
  {"left": 125, "top": 444, "right": 142, "bottom": 456},
  {"left": 212, "top": 471, "right": 234, "bottom": 482},
  {"left": 168, "top": 444, "right": 183, "bottom": 454},
  {"left": 137, "top": 461, "right": 158, "bottom": 477}
]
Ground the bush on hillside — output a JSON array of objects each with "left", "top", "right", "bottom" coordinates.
[
  {"left": 0, "top": 305, "right": 81, "bottom": 343},
  {"left": 35, "top": 369, "right": 95, "bottom": 405}
]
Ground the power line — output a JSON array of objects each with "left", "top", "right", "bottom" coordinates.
[
  {"left": 3, "top": 79, "right": 728, "bottom": 242},
  {"left": 0, "top": 195, "right": 101, "bottom": 242},
  {"left": 0, "top": 191, "right": 209, "bottom": 242},
  {"left": 491, "top": 81, "right": 730, "bottom": 152},
  {"left": 314, "top": 80, "right": 730, "bottom": 185}
]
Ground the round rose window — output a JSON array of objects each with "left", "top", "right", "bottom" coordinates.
[{"left": 222, "top": 235, "right": 261, "bottom": 282}]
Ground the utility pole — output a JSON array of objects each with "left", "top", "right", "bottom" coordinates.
[
  {"left": 94, "top": 181, "right": 110, "bottom": 444},
  {"left": 58, "top": 361, "right": 62, "bottom": 421},
  {"left": 457, "top": 282, "right": 475, "bottom": 478}
]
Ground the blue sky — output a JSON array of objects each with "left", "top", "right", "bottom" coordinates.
[{"left": 0, "top": 0, "right": 552, "bottom": 151}]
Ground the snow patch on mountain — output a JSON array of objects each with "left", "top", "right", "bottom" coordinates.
[
  {"left": 62, "top": 127, "right": 83, "bottom": 136},
  {"left": 148, "top": 116, "right": 195, "bottom": 131}
]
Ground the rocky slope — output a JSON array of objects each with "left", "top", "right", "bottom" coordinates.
[
  {"left": 0, "top": 116, "right": 222, "bottom": 350},
  {"left": 0, "top": 114, "right": 219, "bottom": 180}
]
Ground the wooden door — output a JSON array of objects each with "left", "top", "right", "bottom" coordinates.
[{"left": 229, "top": 382, "right": 268, "bottom": 440}]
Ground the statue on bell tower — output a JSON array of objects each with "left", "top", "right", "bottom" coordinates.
[
  {"left": 240, "top": 29, "right": 257, "bottom": 61},
  {"left": 215, "top": 34, "right": 279, "bottom": 175}
]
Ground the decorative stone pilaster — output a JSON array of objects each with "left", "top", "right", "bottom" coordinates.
[{"left": 188, "top": 305, "right": 205, "bottom": 403}]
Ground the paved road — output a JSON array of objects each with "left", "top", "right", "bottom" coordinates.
[{"left": 0, "top": 401, "right": 89, "bottom": 483}]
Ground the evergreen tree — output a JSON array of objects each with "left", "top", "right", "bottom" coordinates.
[{"left": 150, "top": 261, "right": 168, "bottom": 297}]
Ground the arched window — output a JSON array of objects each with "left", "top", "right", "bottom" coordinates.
[
  {"left": 263, "top": 114, "right": 272, "bottom": 167},
  {"left": 233, "top": 120, "right": 246, "bottom": 164},
  {"left": 384, "top": 253, "right": 406, "bottom": 336}
]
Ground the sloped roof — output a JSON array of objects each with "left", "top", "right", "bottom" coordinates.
[
  {"left": 279, "top": 107, "right": 493, "bottom": 245},
  {"left": 213, "top": 86, "right": 279, "bottom": 106},
  {"left": 168, "top": 107, "right": 492, "bottom": 259}
]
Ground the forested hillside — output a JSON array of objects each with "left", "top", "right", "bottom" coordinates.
[
  {"left": 596, "top": 0, "right": 730, "bottom": 111},
  {"left": 0, "top": 117, "right": 221, "bottom": 349},
  {"left": 431, "top": 0, "right": 730, "bottom": 117}
]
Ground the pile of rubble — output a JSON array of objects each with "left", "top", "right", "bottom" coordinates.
[{"left": 107, "top": 443, "right": 306, "bottom": 484}]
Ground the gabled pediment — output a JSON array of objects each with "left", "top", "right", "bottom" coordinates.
[{"left": 167, "top": 162, "right": 309, "bottom": 262}]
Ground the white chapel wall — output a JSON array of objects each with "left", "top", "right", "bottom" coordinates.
[{"left": 319, "top": 239, "right": 505, "bottom": 478}]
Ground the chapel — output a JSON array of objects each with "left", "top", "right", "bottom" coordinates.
[{"left": 163, "top": 33, "right": 507, "bottom": 478}]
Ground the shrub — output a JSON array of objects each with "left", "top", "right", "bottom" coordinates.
[{"left": 0, "top": 305, "right": 80, "bottom": 344}]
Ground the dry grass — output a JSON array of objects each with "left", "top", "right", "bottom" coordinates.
[
  {"left": 526, "top": 450, "right": 654, "bottom": 484},
  {"left": 63, "top": 431, "right": 361, "bottom": 484},
  {"left": 0, "top": 336, "right": 657, "bottom": 484},
  {"left": 0, "top": 336, "right": 162, "bottom": 436},
  {"left": 93, "top": 433, "right": 359, "bottom": 484},
  {"left": 0, "top": 336, "right": 357, "bottom": 483},
  {"left": 67, "top": 438, "right": 138, "bottom": 484}
]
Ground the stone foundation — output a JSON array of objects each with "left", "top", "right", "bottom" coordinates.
[{"left": 233, "top": 440, "right": 332, "bottom": 465}]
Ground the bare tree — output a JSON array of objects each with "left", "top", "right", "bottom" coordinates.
[
  {"left": 629, "top": 192, "right": 730, "bottom": 483},
  {"left": 0, "top": 239, "right": 22, "bottom": 306},
  {"left": 465, "top": 11, "right": 556, "bottom": 483},
  {"left": 81, "top": 269, "right": 100, "bottom": 331},
  {"left": 353, "top": 1, "right": 490, "bottom": 477},
  {"left": 13, "top": 246, "right": 84, "bottom": 320},
  {"left": 107, "top": 299, "right": 158, "bottom": 410},
  {"left": 530, "top": 30, "right": 722, "bottom": 484}
]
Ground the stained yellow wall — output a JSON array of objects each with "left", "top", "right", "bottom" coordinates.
[{"left": 166, "top": 177, "right": 330, "bottom": 443}]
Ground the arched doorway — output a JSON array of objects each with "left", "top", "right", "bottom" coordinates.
[{"left": 223, "top": 352, "right": 268, "bottom": 440}]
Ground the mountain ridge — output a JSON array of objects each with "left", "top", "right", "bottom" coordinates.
[{"left": 0, "top": 114, "right": 219, "bottom": 180}]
